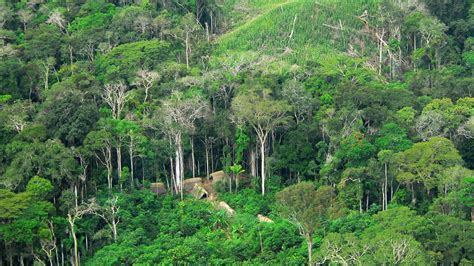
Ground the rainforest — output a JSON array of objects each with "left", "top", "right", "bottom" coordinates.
[{"left": 0, "top": 0, "right": 473, "bottom": 265}]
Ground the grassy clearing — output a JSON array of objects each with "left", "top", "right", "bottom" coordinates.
[{"left": 216, "top": 0, "right": 381, "bottom": 64}]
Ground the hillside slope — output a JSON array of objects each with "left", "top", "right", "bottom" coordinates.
[{"left": 216, "top": 0, "right": 381, "bottom": 63}]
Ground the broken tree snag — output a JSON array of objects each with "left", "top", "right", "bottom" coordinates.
[
  {"left": 289, "top": 14, "right": 298, "bottom": 39},
  {"left": 217, "top": 201, "right": 235, "bottom": 216},
  {"left": 322, "top": 19, "right": 344, "bottom": 31},
  {"left": 257, "top": 214, "right": 273, "bottom": 223}
]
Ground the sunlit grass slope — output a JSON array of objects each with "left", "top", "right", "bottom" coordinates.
[{"left": 216, "top": 0, "right": 381, "bottom": 63}]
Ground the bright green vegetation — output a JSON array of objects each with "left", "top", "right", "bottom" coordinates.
[
  {"left": 0, "top": 0, "right": 473, "bottom": 265},
  {"left": 217, "top": 0, "right": 380, "bottom": 62}
]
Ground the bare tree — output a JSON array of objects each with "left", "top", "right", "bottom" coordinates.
[
  {"left": 134, "top": 13, "right": 152, "bottom": 35},
  {"left": 46, "top": 10, "right": 69, "bottom": 35},
  {"left": 457, "top": 117, "right": 474, "bottom": 139},
  {"left": 39, "top": 57, "right": 56, "bottom": 91},
  {"left": 17, "top": 9, "right": 34, "bottom": 31},
  {"left": 93, "top": 196, "right": 120, "bottom": 242},
  {"left": 103, "top": 82, "right": 131, "bottom": 182},
  {"left": 201, "top": 136, "right": 216, "bottom": 179},
  {"left": 40, "top": 220, "right": 57, "bottom": 266},
  {"left": 79, "top": 40, "right": 96, "bottom": 62},
  {"left": 67, "top": 200, "right": 99, "bottom": 266},
  {"left": 85, "top": 130, "right": 114, "bottom": 189},
  {"left": 281, "top": 80, "right": 313, "bottom": 124},
  {"left": 46, "top": 9, "right": 77, "bottom": 69},
  {"left": 3, "top": 100, "right": 33, "bottom": 133},
  {"left": 414, "top": 111, "right": 445, "bottom": 141},
  {"left": 170, "top": 13, "right": 203, "bottom": 68},
  {"left": 133, "top": 70, "right": 160, "bottom": 104},
  {"left": 102, "top": 82, "right": 130, "bottom": 120},
  {"left": 0, "top": 5, "right": 13, "bottom": 29},
  {"left": 158, "top": 91, "right": 208, "bottom": 198}
]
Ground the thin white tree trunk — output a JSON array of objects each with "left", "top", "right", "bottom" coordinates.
[
  {"left": 205, "top": 145, "right": 209, "bottom": 179},
  {"left": 306, "top": 234, "right": 313, "bottom": 266},
  {"left": 179, "top": 142, "right": 184, "bottom": 199},
  {"left": 175, "top": 146, "right": 181, "bottom": 195},
  {"left": 117, "top": 145, "right": 122, "bottom": 186},
  {"left": 129, "top": 143, "right": 134, "bottom": 188},
  {"left": 259, "top": 134, "right": 267, "bottom": 196},
  {"left": 250, "top": 150, "right": 256, "bottom": 177},
  {"left": 67, "top": 215, "right": 79, "bottom": 266},
  {"left": 170, "top": 157, "right": 177, "bottom": 194},
  {"left": 191, "top": 137, "right": 195, "bottom": 178},
  {"left": 185, "top": 31, "right": 190, "bottom": 68}
]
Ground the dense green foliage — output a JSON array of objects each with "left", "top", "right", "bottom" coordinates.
[{"left": 0, "top": 0, "right": 473, "bottom": 265}]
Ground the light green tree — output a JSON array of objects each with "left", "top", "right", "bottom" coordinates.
[
  {"left": 232, "top": 89, "right": 290, "bottom": 195},
  {"left": 395, "top": 137, "right": 463, "bottom": 203}
]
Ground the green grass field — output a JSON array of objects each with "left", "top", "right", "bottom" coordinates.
[{"left": 216, "top": 0, "right": 381, "bottom": 63}]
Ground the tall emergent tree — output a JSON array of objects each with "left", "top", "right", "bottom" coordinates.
[
  {"left": 102, "top": 82, "right": 130, "bottom": 187},
  {"left": 232, "top": 89, "right": 290, "bottom": 195},
  {"left": 395, "top": 137, "right": 463, "bottom": 203},
  {"left": 157, "top": 90, "right": 208, "bottom": 197}
]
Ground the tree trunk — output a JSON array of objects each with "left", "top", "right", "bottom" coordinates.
[
  {"left": 179, "top": 141, "right": 184, "bottom": 199},
  {"left": 250, "top": 150, "right": 256, "bottom": 177},
  {"left": 175, "top": 146, "right": 181, "bottom": 196},
  {"left": 129, "top": 144, "right": 134, "bottom": 188},
  {"left": 112, "top": 219, "right": 118, "bottom": 241},
  {"left": 61, "top": 241, "right": 64, "bottom": 266},
  {"left": 381, "top": 183, "right": 385, "bottom": 211},
  {"left": 55, "top": 241, "right": 60, "bottom": 266},
  {"left": 142, "top": 157, "right": 145, "bottom": 184},
  {"left": 390, "top": 177, "right": 394, "bottom": 200},
  {"left": 117, "top": 146, "right": 122, "bottom": 186},
  {"left": 6, "top": 242, "right": 12, "bottom": 266},
  {"left": 185, "top": 31, "right": 190, "bottom": 69},
  {"left": 306, "top": 234, "right": 313, "bottom": 266},
  {"left": 413, "top": 33, "right": 417, "bottom": 71},
  {"left": 69, "top": 45, "right": 74, "bottom": 73},
  {"left": 74, "top": 185, "right": 78, "bottom": 209},
  {"left": 174, "top": 134, "right": 184, "bottom": 199},
  {"left": 104, "top": 147, "right": 113, "bottom": 189},
  {"left": 68, "top": 215, "right": 79, "bottom": 266},
  {"left": 205, "top": 144, "right": 210, "bottom": 180},
  {"left": 44, "top": 66, "right": 49, "bottom": 91},
  {"left": 191, "top": 137, "right": 195, "bottom": 178},
  {"left": 170, "top": 156, "right": 177, "bottom": 194},
  {"left": 379, "top": 37, "right": 383, "bottom": 75},
  {"left": 366, "top": 193, "right": 369, "bottom": 211},
  {"left": 260, "top": 135, "right": 267, "bottom": 196}
]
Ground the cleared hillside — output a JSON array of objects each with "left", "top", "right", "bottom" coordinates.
[{"left": 216, "top": 0, "right": 381, "bottom": 63}]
